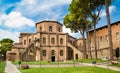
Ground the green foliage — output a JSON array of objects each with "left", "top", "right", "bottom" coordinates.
[
  {"left": 0, "top": 62, "right": 6, "bottom": 73},
  {"left": 0, "top": 38, "right": 14, "bottom": 58},
  {"left": 20, "top": 67, "right": 120, "bottom": 73}
]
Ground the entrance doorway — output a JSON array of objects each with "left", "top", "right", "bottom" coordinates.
[
  {"left": 51, "top": 50, "right": 55, "bottom": 62},
  {"left": 51, "top": 56, "right": 55, "bottom": 62},
  {"left": 75, "top": 54, "right": 78, "bottom": 59},
  {"left": 115, "top": 47, "right": 119, "bottom": 59}
]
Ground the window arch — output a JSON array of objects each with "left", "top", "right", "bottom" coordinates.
[
  {"left": 43, "top": 37, "right": 46, "bottom": 44},
  {"left": 24, "top": 40, "right": 26, "bottom": 45},
  {"left": 49, "top": 26, "right": 52, "bottom": 32},
  {"left": 42, "top": 50, "right": 46, "bottom": 56},
  {"left": 60, "top": 50, "right": 63, "bottom": 56},
  {"left": 40, "top": 27, "right": 42, "bottom": 31},
  {"left": 60, "top": 38, "right": 63, "bottom": 44},
  {"left": 51, "top": 38, "right": 55, "bottom": 44},
  {"left": 51, "top": 50, "right": 55, "bottom": 56},
  {"left": 58, "top": 27, "right": 61, "bottom": 32},
  {"left": 29, "top": 39, "right": 31, "bottom": 44}
]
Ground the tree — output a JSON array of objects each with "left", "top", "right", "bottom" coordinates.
[
  {"left": 64, "top": 13, "right": 89, "bottom": 59},
  {"left": 63, "top": 0, "right": 94, "bottom": 58},
  {"left": 86, "top": 21, "right": 93, "bottom": 59},
  {"left": 105, "top": 0, "right": 114, "bottom": 60},
  {"left": 0, "top": 38, "right": 14, "bottom": 59}
]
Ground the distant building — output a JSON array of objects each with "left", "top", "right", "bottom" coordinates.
[
  {"left": 6, "top": 21, "right": 83, "bottom": 62},
  {"left": 88, "top": 21, "right": 120, "bottom": 59}
]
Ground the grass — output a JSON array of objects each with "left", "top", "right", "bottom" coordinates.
[
  {"left": 12, "top": 59, "right": 108, "bottom": 65},
  {"left": 76, "top": 59, "right": 108, "bottom": 63},
  {"left": 12, "top": 60, "right": 74, "bottom": 65},
  {"left": 0, "top": 61, "right": 6, "bottom": 73},
  {"left": 20, "top": 66, "right": 120, "bottom": 73},
  {"left": 110, "top": 63, "right": 120, "bottom": 67}
]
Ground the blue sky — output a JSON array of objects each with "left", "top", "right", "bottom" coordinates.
[{"left": 0, "top": 0, "right": 120, "bottom": 42}]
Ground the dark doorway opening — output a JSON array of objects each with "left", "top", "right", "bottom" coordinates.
[
  {"left": 75, "top": 54, "right": 78, "bottom": 60},
  {"left": 115, "top": 47, "right": 119, "bottom": 60},
  {"left": 51, "top": 56, "right": 55, "bottom": 62}
]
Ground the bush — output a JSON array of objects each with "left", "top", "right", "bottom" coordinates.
[{"left": 21, "top": 64, "right": 29, "bottom": 69}]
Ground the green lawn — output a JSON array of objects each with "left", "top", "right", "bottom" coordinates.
[
  {"left": 110, "top": 63, "right": 120, "bottom": 67},
  {"left": 12, "top": 60, "right": 74, "bottom": 65},
  {"left": 20, "top": 67, "right": 120, "bottom": 73},
  {"left": 76, "top": 59, "right": 108, "bottom": 63},
  {"left": 0, "top": 62, "right": 6, "bottom": 73},
  {"left": 12, "top": 59, "right": 107, "bottom": 65}
]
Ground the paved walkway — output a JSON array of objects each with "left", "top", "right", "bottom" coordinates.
[{"left": 5, "top": 61, "right": 21, "bottom": 73}]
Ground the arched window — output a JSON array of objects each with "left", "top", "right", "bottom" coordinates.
[
  {"left": 43, "top": 37, "right": 46, "bottom": 44},
  {"left": 60, "top": 50, "right": 63, "bottom": 56},
  {"left": 60, "top": 38, "right": 63, "bottom": 44},
  {"left": 29, "top": 39, "right": 31, "bottom": 44},
  {"left": 24, "top": 40, "right": 26, "bottom": 45},
  {"left": 42, "top": 50, "right": 46, "bottom": 56},
  {"left": 58, "top": 27, "right": 61, "bottom": 32},
  {"left": 51, "top": 50, "right": 55, "bottom": 56},
  {"left": 40, "top": 27, "right": 42, "bottom": 31},
  {"left": 49, "top": 26, "right": 52, "bottom": 32},
  {"left": 51, "top": 38, "right": 55, "bottom": 44}
]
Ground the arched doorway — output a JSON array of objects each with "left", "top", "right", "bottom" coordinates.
[
  {"left": 75, "top": 54, "right": 78, "bottom": 60},
  {"left": 115, "top": 47, "right": 119, "bottom": 60},
  {"left": 67, "top": 47, "right": 73, "bottom": 60},
  {"left": 51, "top": 50, "right": 55, "bottom": 62}
]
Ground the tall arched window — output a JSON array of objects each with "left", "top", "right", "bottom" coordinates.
[
  {"left": 42, "top": 50, "right": 46, "bottom": 56},
  {"left": 29, "top": 39, "right": 31, "bottom": 44},
  {"left": 51, "top": 50, "right": 55, "bottom": 56},
  {"left": 24, "top": 40, "right": 26, "bottom": 45},
  {"left": 60, "top": 38, "right": 63, "bottom": 44},
  {"left": 43, "top": 37, "right": 46, "bottom": 44},
  {"left": 49, "top": 26, "right": 52, "bottom": 32},
  {"left": 40, "top": 27, "right": 42, "bottom": 31},
  {"left": 58, "top": 27, "right": 61, "bottom": 32},
  {"left": 51, "top": 38, "right": 55, "bottom": 44},
  {"left": 60, "top": 50, "right": 63, "bottom": 56}
]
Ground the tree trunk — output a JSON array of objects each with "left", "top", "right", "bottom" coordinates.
[
  {"left": 93, "top": 24, "right": 97, "bottom": 59},
  {"left": 105, "top": 0, "right": 114, "bottom": 61},
  {"left": 81, "top": 31, "right": 87, "bottom": 59},
  {"left": 87, "top": 31, "right": 92, "bottom": 59}
]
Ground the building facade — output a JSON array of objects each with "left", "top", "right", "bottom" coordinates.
[
  {"left": 89, "top": 21, "right": 120, "bottom": 59},
  {"left": 6, "top": 21, "right": 83, "bottom": 62}
]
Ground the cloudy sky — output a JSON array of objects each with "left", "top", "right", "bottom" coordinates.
[{"left": 0, "top": 0, "right": 120, "bottom": 42}]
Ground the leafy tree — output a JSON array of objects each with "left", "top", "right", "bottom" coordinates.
[
  {"left": 105, "top": 0, "right": 114, "bottom": 60},
  {"left": 0, "top": 38, "right": 14, "bottom": 59},
  {"left": 64, "top": 0, "right": 93, "bottom": 58}
]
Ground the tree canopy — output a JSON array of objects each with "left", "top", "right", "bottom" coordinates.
[{"left": 0, "top": 38, "right": 14, "bottom": 59}]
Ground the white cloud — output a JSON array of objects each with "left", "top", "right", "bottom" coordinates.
[
  {"left": 0, "top": 11, "right": 35, "bottom": 28},
  {"left": 101, "top": 6, "right": 116, "bottom": 17},
  {"left": 63, "top": 25, "right": 81, "bottom": 38},
  {"left": 14, "top": 0, "right": 72, "bottom": 17},
  {"left": 0, "top": 29, "right": 19, "bottom": 42}
]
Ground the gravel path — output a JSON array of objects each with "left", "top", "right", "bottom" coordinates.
[{"left": 5, "top": 61, "right": 21, "bottom": 73}]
